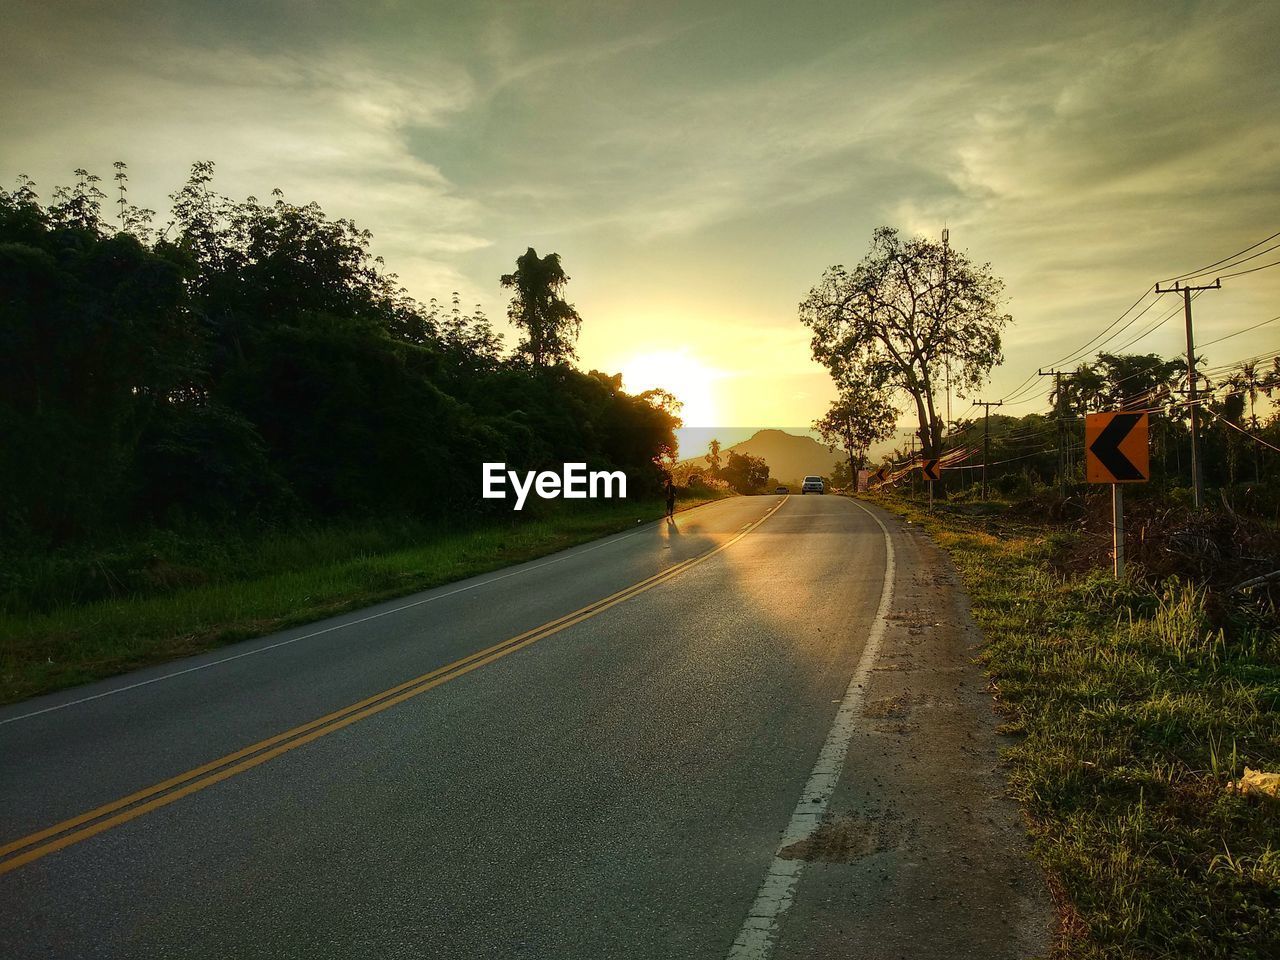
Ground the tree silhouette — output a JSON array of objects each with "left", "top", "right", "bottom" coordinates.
[
  {"left": 801, "top": 227, "right": 1009, "bottom": 458},
  {"left": 705, "top": 438, "right": 722, "bottom": 476},
  {"left": 0, "top": 166, "right": 680, "bottom": 541},
  {"left": 814, "top": 381, "right": 897, "bottom": 472},
  {"left": 500, "top": 247, "right": 582, "bottom": 368},
  {"left": 721, "top": 451, "right": 769, "bottom": 494}
]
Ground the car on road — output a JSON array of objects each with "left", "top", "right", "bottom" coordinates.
[
  {"left": 775, "top": 485, "right": 788, "bottom": 494},
  {"left": 801, "top": 476, "right": 824, "bottom": 494}
]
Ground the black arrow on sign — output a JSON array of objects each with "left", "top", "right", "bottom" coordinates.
[{"left": 1090, "top": 413, "right": 1144, "bottom": 481}]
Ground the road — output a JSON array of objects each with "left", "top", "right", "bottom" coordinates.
[{"left": 0, "top": 495, "right": 1050, "bottom": 958}]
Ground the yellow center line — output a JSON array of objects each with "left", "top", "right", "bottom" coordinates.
[{"left": 0, "top": 496, "right": 788, "bottom": 876}]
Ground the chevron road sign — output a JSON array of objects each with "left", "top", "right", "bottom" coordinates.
[
  {"left": 1086, "top": 411, "right": 1149, "bottom": 484},
  {"left": 921, "top": 458, "right": 942, "bottom": 481}
]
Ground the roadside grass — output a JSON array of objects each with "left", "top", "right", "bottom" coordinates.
[
  {"left": 0, "top": 492, "right": 727, "bottom": 706},
  {"left": 871, "top": 493, "right": 1280, "bottom": 959}
]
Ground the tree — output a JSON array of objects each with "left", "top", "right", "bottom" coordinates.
[
  {"left": 705, "top": 438, "right": 722, "bottom": 476},
  {"left": 1056, "top": 364, "right": 1106, "bottom": 415},
  {"left": 814, "top": 381, "right": 898, "bottom": 476},
  {"left": 1224, "top": 362, "right": 1265, "bottom": 484},
  {"left": 720, "top": 450, "right": 769, "bottom": 495},
  {"left": 829, "top": 459, "right": 854, "bottom": 491},
  {"left": 500, "top": 247, "right": 582, "bottom": 367},
  {"left": 1233, "top": 361, "right": 1264, "bottom": 430},
  {"left": 801, "top": 227, "right": 1010, "bottom": 458},
  {"left": 1093, "top": 353, "right": 1182, "bottom": 409},
  {"left": 111, "top": 162, "right": 155, "bottom": 240},
  {"left": 0, "top": 165, "right": 683, "bottom": 540}
]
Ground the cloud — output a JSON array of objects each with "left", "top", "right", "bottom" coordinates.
[
  {"left": 0, "top": 19, "right": 486, "bottom": 299},
  {"left": 3, "top": 0, "right": 1276, "bottom": 427}
]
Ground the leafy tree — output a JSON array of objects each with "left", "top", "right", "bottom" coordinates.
[
  {"left": 814, "top": 381, "right": 897, "bottom": 473},
  {"left": 500, "top": 247, "right": 582, "bottom": 367},
  {"left": 720, "top": 450, "right": 769, "bottom": 495},
  {"left": 426, "top": 293, "right": 503, "bottom": 371},
  {"left": 801, "top": 227, "right": 1010, "bottom": 457},
  {"left": 0, "top": 177, "right": 199, "bottom": 533},
  {"left": 1093, "top": 353, "right": 1183, "bottom": 409},
  {"left": 829, "top": 459, "right": 854, "bottom": 490},
  {"left": 1232, "top": 361, "right": 1265, "bottom": 430},
  {"left": 0, "top": 165, "right": 682, "bottom": 540},
  {"left": 111, "top": 162, "right": 155, "bottom": 240},
  {"left": 1057, "top": 364, "right": 1107, "bottom": 415},
  {"left": 705, "top": 438, "right": 722, "bottom": 476},
  {"left": 47, "top": 168, "right": 107, "bottom": 233}
]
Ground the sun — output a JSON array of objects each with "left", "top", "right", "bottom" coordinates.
[{"left": 617, "top": 350, "right": 723, "bottom": 427}]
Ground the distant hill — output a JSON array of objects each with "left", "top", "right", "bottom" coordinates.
[{"left": 682, "top": 429, "right": 843, "bottom": 485}]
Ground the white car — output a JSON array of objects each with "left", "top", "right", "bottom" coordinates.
[{"left": 801, "top": 476, "right": 824, "bottom": 494}]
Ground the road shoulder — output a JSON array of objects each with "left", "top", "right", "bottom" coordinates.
[{"left": 773, "top": 502, "right": 1054, "bottom": 958}]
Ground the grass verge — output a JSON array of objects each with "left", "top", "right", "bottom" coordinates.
[
  {"left": 870, "top": 493, "right": 1280, "bottom": 959},
  {"left": 0, "top": 493, "right": 726, "bottom": 706}
]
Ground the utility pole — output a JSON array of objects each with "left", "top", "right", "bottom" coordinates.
[
  {"left": 1038, "top": 368, "right": 1071, "bottom": 494},
  {"left": 1155, "top": 279, "right": 1220, "bottom": 508},
  {"left": 942, "top": 228, "right": 952, "bottom": 430},
  {"left": 976, "top": 400, "right": 1002, "bottom": 499}
]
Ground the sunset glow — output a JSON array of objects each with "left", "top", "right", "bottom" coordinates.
[{"left": 617, "top": 349, "right": 725, "bottom": 427}]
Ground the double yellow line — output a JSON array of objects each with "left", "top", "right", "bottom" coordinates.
[{"left": 0, "top": 496, "right": 787, "bottom": 876}]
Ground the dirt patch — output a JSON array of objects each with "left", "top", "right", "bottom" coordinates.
[
  {"left": 885, "top": 612, "right": 939, "bottom": 629},
  {"left": 872, "top": 721, "right": 920, "bottom": 735},
  {"left": 863, "top": 693, "right": 910, "bottom": 719},
  {"left": 778, "top": 814, "right": 895, "bottom": 863}
]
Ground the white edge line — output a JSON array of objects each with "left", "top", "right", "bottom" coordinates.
[
  {"left": 726, "top": 497, "right": 897, "bottom": 959},
  {"left": 0, "top": 497, "right": 746, "bottom": 727}
]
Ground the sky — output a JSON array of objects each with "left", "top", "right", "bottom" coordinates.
[{"left": 4, "top": 0, "right": 1278, "bottom": 453}]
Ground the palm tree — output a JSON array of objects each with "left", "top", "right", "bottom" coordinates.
[{"left": 1219, "top": 374, "right": 1248, "bottom": 485}]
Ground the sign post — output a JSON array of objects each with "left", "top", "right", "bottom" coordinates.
[
  {"left": 1112, "top": 485, "right": 1124, "bottom": 578},
  {"left": 921, "top": 458, "right": 941, "bottom": 512},
  {"left": 1085, "top": 411, "right": 1150, "bottom": 577}
]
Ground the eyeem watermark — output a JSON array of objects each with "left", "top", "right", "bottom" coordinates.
[{"left": 482, "top": 463, "right": 627, "bottom": 511}]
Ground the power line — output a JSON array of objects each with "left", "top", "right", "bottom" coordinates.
[
  {"left": 980, "top": 232, "right": 1280, "bottom": 445},
  {"left": 1052, "top": 290, "right": 1164, "bottom": 368},
  {"left": 947, "top": 444, "right": 1070, "bottom": 471},
  {"left": 1219, "top": 257, "right": 1280, "bottom": 281},
  {"left": 998, "top": 230, "right": 1280, "bottom": 407},
  {"left": 995, "top": 287, "right": 1158, "bottom": 404},
  {"left": 1108, "top": 292, "right": 1201, "bottom": 354},
  {"left": 1199, "top": 346, "right": 1280, "bottom": 376},
  {"left": 1199, "top": 314, "right": 1280, "bottom": 349},
  {"left": 992, "top": 337, "right": 1276, "bottom": 420},
  {"left": 1170, "top": 240, "right": 1280, "bottom": 283},
  {"left": 1001, "top": 385, "right": 1054, "bottom": 406},
  {"left": 996, "top": 289, "right": 1178, "bottom": 404},
  {"left": 1203, "top": 406, "right": 1280, "bottom": 454},
  {"left": 1162, "top": 229, "right": 1280, "bottom": 283}
]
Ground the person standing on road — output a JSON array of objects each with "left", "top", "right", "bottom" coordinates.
[{"left": 665, "top": 476, "right": 676, "bottom": 519}]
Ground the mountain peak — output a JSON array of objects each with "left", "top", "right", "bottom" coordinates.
[{"left": 726, "top": 430, "right": 842, "bottom": 484}]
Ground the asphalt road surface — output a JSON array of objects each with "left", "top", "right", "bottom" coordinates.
[{"left": 0, "top": 495, "right": 1051, "bottom": 958}]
